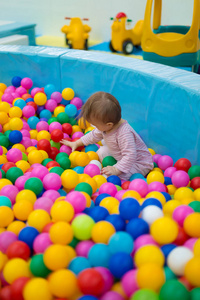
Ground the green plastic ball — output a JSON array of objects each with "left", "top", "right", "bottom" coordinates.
[
  {"left": 131, "top": 289, "right": 159, "bottom": 300},
  {"left": 102, "top": 156, "right": 117, "bottom": 167},
  {"left": 0, "top": 169, "right": 6, "bottom": 178},
  {"left": 30, "top": 254, "right": 51, "bottom": 277},
  {"left": 6, "top": 167, "right": 23, "bottom": 184},
  {"left": 48, "top": 117, "right": 57, "bottom": 125},
  {"left": 50, "top": 140, "right": 60, "bottom": 150},
  {"left": 190, "top": 287, "right": 200, "bottom": 300},
  {"left": 0, "top": 135, "right": 9, "bottom": 148},
  {"left": 188, "top": 166, "right": 200, "bottom": 179},
  {"left": 49, "top": 167, "right": 64, "bottom": 176},
  {"left": 56, "top": 152, "right": 69, "bottom": 160},
  {"left": 68, "top": 117, "right": 77, "bottom": 126},
  {"left": 164, "top": 266, "right": 176, "bottom": 281},
  {"left": 189, "top": 201, "right": 200, "bottom": 213},
  {"left": 69, "top": 237, "right": 80, "bottom": 248},
  {"left": 71, "top": 215, "right": 95, "bottom": 240},
  {"left": 24, "top": 177, "right": 43, "bottom": 195},
  {"left": 42, "top": 158, "right": 53, "bottom": 166},
  {"left": 159, "top": 280, "right": 190, "bottom": 300},
  {"left": 22, "top": 152, "right": 28, "bottom": 161},
  {"left": 0, "top": 196, "right": 12, "bottom": 208},
  {"left": 57, "top": 112, "right": 69, "bottom": 124},
  {"left": 75, "top": 182, "right": 93, "bottom": 196},
  {"left": 56, "top": 156, "right": 71, "bottom": 170}
]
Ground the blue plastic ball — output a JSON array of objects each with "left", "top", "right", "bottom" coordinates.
[
  {"left": 108, "top": 231, "right": 134, "bottom": 254},
  {"left": 27, "top": 116, "right": 40, "bottom": 129},
  {"left": 73, "top": 166, "right": 84, "bottom": 174},
  {"left": 119, "top": 197, "right": 140, "bottom": 220},
  {"left": 37, "top": 105, "right": 45, "bottom": 115},
  {"left": 107, "top": 175, "right": 121, "bottom": 186},
  {"left": 14, "top": 99, "right": 26, "bottom": 109},
  {"left": 141, "top": 198, "right": 163, "bottom": 210},
  {"left": 78, "top": 296, "right": 99, "bottom": 300},
  {"left": 25, "top": 98, "right": 34, "bottom": 103},
  {"left": 95, "top": 193, "right": 110, "bottom": 206},
  {"left": 129, "top": 173, "right": 145, "bottom": 180},
  {"left": 85, "top": 144, "right": 99, "bottom": 153},
  {"left": 44, "top": 84, "right": 56, "bottom": 98},
  {"left": 87, "top": 206, "right": 109, "bottom": 222},
  {"left": 0, "top": 196, "right": 12, "bottom": 208},
  {"left": 9, "top": 130, "right": 23, "bottom": 144},
  {"left": 126, "top": 218, "right": 149, "bottom": 240},
  {"left": 39, "top": 109, "right": 52, "bottom": 120},
  {"left": 68, "top": 257, "right": 91, "bottom": 275},
  {"left": 65, "top": 104, "right": 77, "bottom": 118},
  {"left": 12, "top": 76, "right": 22, "bottom": 87},
  {"left": 164, "top": 176, "right": 172, "bottom": 185},
  {"left": 105, "top": 214, "right": 126, "bottom": 231},
  {"left": 88, "top": 243, "right": 111, "bottom": 268},
  {"left": 109, "top": 252, "right": 133, "bottom": 278},
  {"left": 161, "top": 191, "right": 172, "bottom": 202},
  {"left": 18, "top": 226, "right": 39, "bottom": 249},
  {"left": 58, "top": 189, "right": 67, "bottom": 196}
]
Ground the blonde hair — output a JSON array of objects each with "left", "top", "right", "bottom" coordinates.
[{"left": 80, "top": 92, "right": 121, "bottom": 125}]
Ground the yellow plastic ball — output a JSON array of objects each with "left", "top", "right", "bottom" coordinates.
[
  {"left": 85, "top": 126, "right": 95, "bottom": 133},
  {"left": 29, "top": 130, "right": 38, "bottom": 140},
  {"left": 194, "top": 238, "right": 200, "bottom": 256},
  {"left": 184, "top": 257, "right": 200, "bottom": 287},
  {"left": 167, "top": 184, "right": 177, "bottom": 195},
  {"left": 9, "top": 106, "right": 22, "bottom": 118},
  {"left": 62, "top": 88, "right": 75, "bottom": 101},
  {"left": 148, "top": 148, "right": 156, "bottom": 155},
  {"left": 146, "top": 191, "right": 166, "bottom": 206},
  {"left": 0, "top": 112, "right": 9, "bottom": 125},
  {"left": 23, "top": 278, "right": 52, "bottom": 300},
  {"left": 0, "top": 101, "right": 10, "bottom": 113},
  {"left": 44, "top": 244, "right": 71, "bottom": 271},
  {"left": 0, "top": 178, "right": 12, "bottom": 190},
  {"left": 0, "top": 83, "right": 7, "bottom": 93},
  {"left": 3, "top": 258, "right": 31, "bottom": 284},
  {"left": 0, "top": 155, "right": 8, "bottom": 164},
  {"left": 134, "top": 245, "right": 165, "bottom": 267},
  {"left": 61, "top": 169, "right": 79, "bottom": 190},
  {"left": 13, "top": 199, "right": 34, "bottom": 221},
  {"left": 54, "top": 196, "right": 66, "bottom": 203},
  {"left": 147, "top": 171, "right": 164, "bottom": 184},
  {"left": 54, "top": 106, "right": 65, "bottom": 117},
  {"left": 39, "top": 150, "right": 48, "bottom": 160},
  {"left": 34, "top": 92, "right": 47, "bottom": 105},
  {"left": 3, "top": 122, "right": 11, "bottom": 132},
  {"left": 28, "top": 209, "right": 51, "bottom": 232},
  {"left": 137, "top": 263, "right": 165, "bottom": 292},
  {"left": 87, "top": 151, "right": 99, "bottom": 161},
  {"left": 122, "top": 190, "right": 141, "bottom": 201},
  {"left": 163, "top": 200, "right": 181, "bottom": 217},
  {"left": 71, "top": 125, "right": 81, "bottom": 135},
  {"left": 174, "top": 187, "right": 194, "bottom": 201},
  {"left": 152, "top": 167, "right": 163, "bottom": 173},
  {"left": 49, "top": 221, "right": 74, "bottom": 245},
  {"left": 48, "top": 269, "right": 78, "bottom": 298},
  {"left": 91, "top": 221, "right": 116, "bottom": 244},
  {"left": 69, "top": 151, "right": 79, "bottom": 167},
  {"left": 16, "top": 160, "right": 30, "bottom": 173},
  {"left": 0, "top": 251, "right": 8, "bottom": 271},
  {"left": 9, "top": 117, "right": 23, "bottom": 130},
  {"left": 0, "top": 206, "right": 14, "bottom": 227},
  {"left": 76, "top": 152, "right": 90, "bottom": 167},
  {"left": 28, "top": 150, "right": 43, "bottom": 164},
  {"left": 181, "top": 198, "right": 194, "bottom": 205},
  {"left": 194, "top": 188, "right": 200, "bottom": 201},
  {"left": 78, "top": 117, "right": 90, "bottom": 129},
  {"left": 7, "top": 221, "right": 26, "bottom": 235},
  {"left": 12, "top": 143, "right": 26, "bottom": 152},
  {"left": 184, "top": 213, "right": 200, "bottom": 237},
  {"left": 16, "top": 189, "right": 37, "bottom": 205},
  {"left": 80, "top": 191, "right": 91, "bottom": 207},
  {"left": 100, "top": 197, "right": 119, "bottom": 214},
  {"left": 65, "top": 245, "right": 76, "bottom": 261},
  {"left": 93, "top": 175, "right": 107, "bottom": 189},
  {"left": 37, "top": 130, "right": 51, "bottom": 141},
  {"left": 111, "top": 282, "right": 127, "bottom": 299},
  {"left": 150, "top": 216, "right": 179, "bottom": 244},
  {"left": 26, "top": 146, "right": 36, "bottom": 153},
  {"left": 1, "top": 146, "right": 7, "bottom": 155},
  {"left": 51, "top": 201, "right": 74, "bottom": 222}
]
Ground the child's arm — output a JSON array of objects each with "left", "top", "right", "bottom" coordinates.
[{"left": 60, "top": 138, "right": 84, "bottom": 152}]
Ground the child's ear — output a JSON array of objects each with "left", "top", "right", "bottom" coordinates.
[{"left": 106, "top": 122, "right": 114, "bottom": 127}]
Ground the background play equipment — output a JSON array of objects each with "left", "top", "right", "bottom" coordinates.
[
  {"left": 109, "top": 12, "right": 143, "bottom": 55},
  {"left": 142, "top": 0, "right": 200, "bottom": 72},
  {"left": 61, "top": 17, "right": 91, "bottom": 50}
]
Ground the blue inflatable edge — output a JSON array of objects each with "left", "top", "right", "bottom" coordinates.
[{"left": 0, "top": 45, "right": 200, "bottom": 165}]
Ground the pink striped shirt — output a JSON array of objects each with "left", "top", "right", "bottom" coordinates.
[{"left": 81, "top": 121, "right": 154, "bottom": 178}]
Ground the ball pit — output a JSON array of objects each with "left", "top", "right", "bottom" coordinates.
[{"left": 0, "top": 76, "right": 199, "bottom": 299}]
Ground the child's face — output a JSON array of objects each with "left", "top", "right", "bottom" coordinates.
[{"left": 89, "top": 117, "right": 114, "bottom": 132}]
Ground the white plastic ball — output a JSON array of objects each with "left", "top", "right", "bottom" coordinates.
[
  {"left": 167, "top": 246, "right": 194, "bottom": 276},
  {"left": 141, "top": 205, "right": 164, "bottom": 225}
]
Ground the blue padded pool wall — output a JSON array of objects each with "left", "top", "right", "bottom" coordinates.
[{"left": 0, "top": 45, "right": 200, "bottom": 165}]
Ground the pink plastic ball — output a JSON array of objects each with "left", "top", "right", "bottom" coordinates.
[
  {"left": 65, "top": 191, "right": 86, "bottom": 213},
  {"left": 164, "top": 167, "right": 177, "bottom": 178},
  {"left": 33, "top": 232, "right": 52, "bottom": 253},
  {"left": 7, "top": 148, "right": 22, "bottom": 163},
  {"left": 84, "top": 164, "right": 101, "bottom": 177},
  {"left": 5, "top": 86, "right": 16, "bottom": 93},
  {"left": 184, "top": 238, "right": 198, "bottom": 251},
  {"left": 171, "top": 170, "right": 190, "bottom": 188},
  {"left": 51, "top": 92, "right": 62, "bottom": 103},
  {"left": 21, "top": 77, "right": 33, "bottom": 90},
  {"left": 0, "top": 125, "right": 2, "bottom": 133},
  {"left": 31, "top": 166, "right": 49, "bottom": 180},
  {"left": 129, "top": 179, "right": 148, "bottom": 197},
  {"left": 153, "top": 154, "right": 162, "bottom": 164},
  {"left": 15, "top": 175, "right": 28, "bottom": 190},
  {"left": 70, "top": 97, "right": 83, "bottom": 109},
  {"left": 0, "top": 185, "right": 19, "bottom": 205},
  {"left": 36, "top": 121, "right": 49, "bottom": 132},
  {"left": 157, "top": 155, "right": 174, "bottom": 170},
  {"left": 49, "top": 122, "right": 62, "bottom": 133},
  {"left": 22, "top": 105, "right": 35, "bottom": 118},
  {"left": 31, "top": 87, "right": 43, "bottom": 97},
  {"left": 20, "top": 129, "right": 31, "bottom": 138},
  {"left": 45, "top": 99, "right": 57, "bottom": 112},
  {"left": 0, "top": 232, "right": 18, "bottom": 253},
  {"left": 75, "top": 240, "right": 95, "bottom": 257},
  {"left": 43, "top": 173, "right": 62, "bottom": 190},
  {"left": 43, "top": 190, "right": 60, "bottom": 202},
  {"left": 115, "top": 190, "right": 127, "bottom": 201},
  {"left": 31, "top": 139, "right": 38, "bottom": 146},
  {"left": 63, "top": 133, "right": 70, "bottom": 139},
  {"left": 16, "top": 86, "right": 27, "bottom": 97},
  {"left": 99, "top": 182, "right": 118, "bottom": 197},
  {"left": 133, "top": 234, "right": 158, "bottom": 252},
  {"left": 21, "top": 137, "right": 32, "bottom": 148},
  {"left": 172, "top": 205, "right": 194, "bottom": 227},
  {"left": 34, "top": 197, "right": 53, "bottom": 214},
  {"left": 100, "top": 291, "right": 124, "bottom": 300},
  {"left": 1, "top": 93, "right": 14, "bottom": 104},
  {"left": 72, "top": 131, "right": 84, "bottom": 139},
  {"left": 12, "top": 92, "right": 20, "bottom": 99},
  {"left": 21, "top": 119, "right": 30, "bottom": 130},
  {"left": 0, "top": 146, "right": 3, "bottom": 155},
  {"left": 121, "top": 269, "right": 139, "bottom": 297},
  {"left": 95, "top": 267, "right": 114, "bottom": 294},
  {"left": 148, "top": 181, "right": 167, "bottom": 193},
  {"left": 60, "top": 145, "right": 72, "bottom": 155}
]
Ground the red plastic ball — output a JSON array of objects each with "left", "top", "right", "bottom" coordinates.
[
  {"left": 73, "top": 138, "right": 84, "bottom": 151},
  {"left": 48, "top": 147, "right": 59, "bottom": 160},
  {"left": 21, "top": 94, "right": 32, "bottom": 101},
  {"left": 46, "top": 161, "right": 60, "bottom": 169},
  {"left": 178, "top": 276, "right": 193, "bottom": 291},
  {"left": 6, "top": 241, "right": 31, "bottom": 260},
  {"left": 174, "top": 226, "right": 189, "bottom": 246},
  {"left": 190, "top": 177, "right": 200, "bottom": 190},
  {"left": 121, "top": 181, "right": 130, "bottom": 190},
  {"left": 77, "top": 268, "right": 104, "bottom": 296},
  {"left": 10, "top": 277, "right": 30, "bottom": 300},
  {"left": 2, "top": 162, "right": 16, "bottom": 173},
  {"left": 62, "top": 123, "right": 72, "bottom": 135},
  {"left": 174, "top": 158, "right": 192, "bottom": 172},
  {"left": 37, "top": 139, "right": 51, "bottom": 153},
  {"left": 0, "top": 286, "right": 12, "bottom": 300},
  {"left": 42, "top": 222, "right": 54, "bottom": 233},
  {"left": 51, "top": 129, "right": 64, "bottom": 143},
  {"left": 26, "top": 101, "right": 37, "bottom": 111}
]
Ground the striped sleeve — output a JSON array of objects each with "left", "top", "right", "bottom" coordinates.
[{"left": 80, "top": 128, "right": 103, "bottom": 146}]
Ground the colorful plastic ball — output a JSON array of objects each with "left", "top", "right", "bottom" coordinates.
[
  {"left": 62, "top": 122, "right": 72, "bottom": 135},
  {"left": 6, "top": 167, "right": 23, "bottom": 183},
  {"left": 0, "top": 195, "right": 12, "bottom": 208},
  {"left": 0, "top": 135, "right": 9, "bottom": 148},
  {"left": 126, "top": 218, "right": 149, "bottom": 240},
  {"left": 71, "top": 214, "right": 95, "bottom": 240},
  {"left": 150, "top": 216, "right": 179, "bottom": 244},
  {"left": 61, "top": 169, "right": 79, "bottom": 190},
  {"left": 189, "top": 201, "right": 200, "bottom": 213},
  {"left": 137, "top": 263, "right": 165, "bottom": 292},
  {"left": 43, "top": 173, "right": 62, "bottom": 191},
  {"left": 87, "top": 206, "right": 109, "bottom": 222},
  {"left": 3, "top": 258, "right": 31, "bottom": 285},
  {"left": 9, "top": 117, "right": 23, "bottom": 131},
  {"left": 184, "top": 256, "right": 200, "bottom": 287},
  {"left": 23, "top": 278, "right": 52, "bottom": 300},
  {"left": 135, "top": 244, "right": 165, "bottom": 268},
  {"left": 33, "top": 232, "right": 52, "bottom": 254},
  {"left": 75, "top": 182, "right": 93, "bottom": 196},
  {"left": 188, "top": 165, "right": 200, "bottom": 180},
  {"left": 174, "top": 158, "right": 191, "bottom": 172},
  {"left": 109, "top": 252, "right": 133, "bottom": 279},
  {"left": 91, "top": 221, "right": 116, "bottom": 244},
  {"left": 0, "top": 231, "right": 17, "bottom": 254},
  {"left": 27, "top": 116, "right": 40, "bottom": 129},
  {"left": 43, "top": 83, "right": 55, "bottom": 97},
  {"left": 44, "top": 244, "right": 71, "bottom": 271},
  {"left": 70, "top": 97, "right": 83, "bottom": 109},
  {"left": 6, "top": 240, "right": 30, "bottom": 261},
  {"left": 171, "top": 170, "right": 190, "bottom": 188},
  {"left": 106, "top": 175, "right": 121, "bottom": 186},
  {"left": 102, "top": 156, "right": 117, "bottom": 167},
  {"left": 75, "top": 240, "right": 94, "bottom": 257},
  {"left": 7, "top": 148, "right": 22, "bottom": 163},
  {"left": 108, "top": 231, "right": 134, "bottom": 254},
  {"left": 159, "top": 279, "right": 190, "bottom": 300},
  {"left": 29, "top": 253, "right": 51, "bottom": 278},
  {"left": 24, "top": 177, "right": 43, "bottom": 195},
  {"left": 49, "top": 221, "right": 73, "bottom": 245},
  {"left": 34, "top": 92, "right": 47, "bottom": 105},
  {"left": 141, "top": 205, "right": 164, "bottom": 225},
  {"left": 11, "top": 76, "right": 22, "bottom": 87},
  {"left": 28, "top": 209, "right": 51, "bottom": 232},
  {"left": 184, "top": 212, "right": 200, "bottom": 237},
  {"left": 88, "top": 243, "right": 110, "bottom": 268},
  {"left": 172, "top": 205, "right": 194, "bottom": 227},
  {"left": 18, "top": 226, "right": 39, "bottom": 249},
  {"left": 50, "top": 201, "right": 74, "bottom": 222},
  {"left": 166, "top": 246, "right": 193, "bottom": 276},
  {"left": 20, "top": 77, "right": 33, "bottom": 89},
  {"left": 84, "top": 164, "right": 100, "bottom": 177},
  {"left": 0, "top": 206, "right": 14, "bottom": 227},
  {"left": 77, "top": 268, "right": 104, "bottom": 296},
  {"left": 148, "top": 181, "right": 167, "bottom": 193},
  {"left": 10, "top": 277, "right": 30, "bottom": 300},
  {"left": 157, "top": 155, "right": 173, "bottom": 170},
  {"left": 68, "top": 256, "right": 91, "bottom": 275},
  {"left": 0, "top": 286, "right": 12, "bottom": 300},
  {"left": 65, "top": 104, "right": 77, "bottom": 118},
  {"left": 8, "top": 130, "right": 23, "bottom": 144},
  {"left": 119, "top": 197, "right": 140, "bottom": 220},
  {"left": 190, "top": 177, "right": 200, "bottom": 190},
  {"left": 99, "top": 182, "right": 117, "bottom": 197},
  {"left": 65, "top": 191, "right": 87, "bottom": 213},
  {"left": 104, "top": 215, "right": 125, "bottom": 232},
  {"left": 62, "top": 88, "right": 75, "bottom": 101}
]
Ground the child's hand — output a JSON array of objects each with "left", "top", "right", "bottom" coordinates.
[
  {"left": 60, "top": 139, "right": 78, "bottom": 152},
  {"left": 101, "top": 166, "right": 121, "bottom": 177}
]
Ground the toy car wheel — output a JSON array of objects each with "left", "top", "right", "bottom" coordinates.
[
  {"left": 123, "top": 40, "right": 134, "bottom": 54},
  {"left": 65, "top": 38, "right": 69, "bottom": 46},
  {"left": 84, "top": 39, "right": 88, "bottom": 50},
  {"left": 109, "top": 41, "right": 117, "bottom": 52}
]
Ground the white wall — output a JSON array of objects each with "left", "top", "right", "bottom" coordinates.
[{"left": 1, "top": 0, "right": 193, "bottom": 41}]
